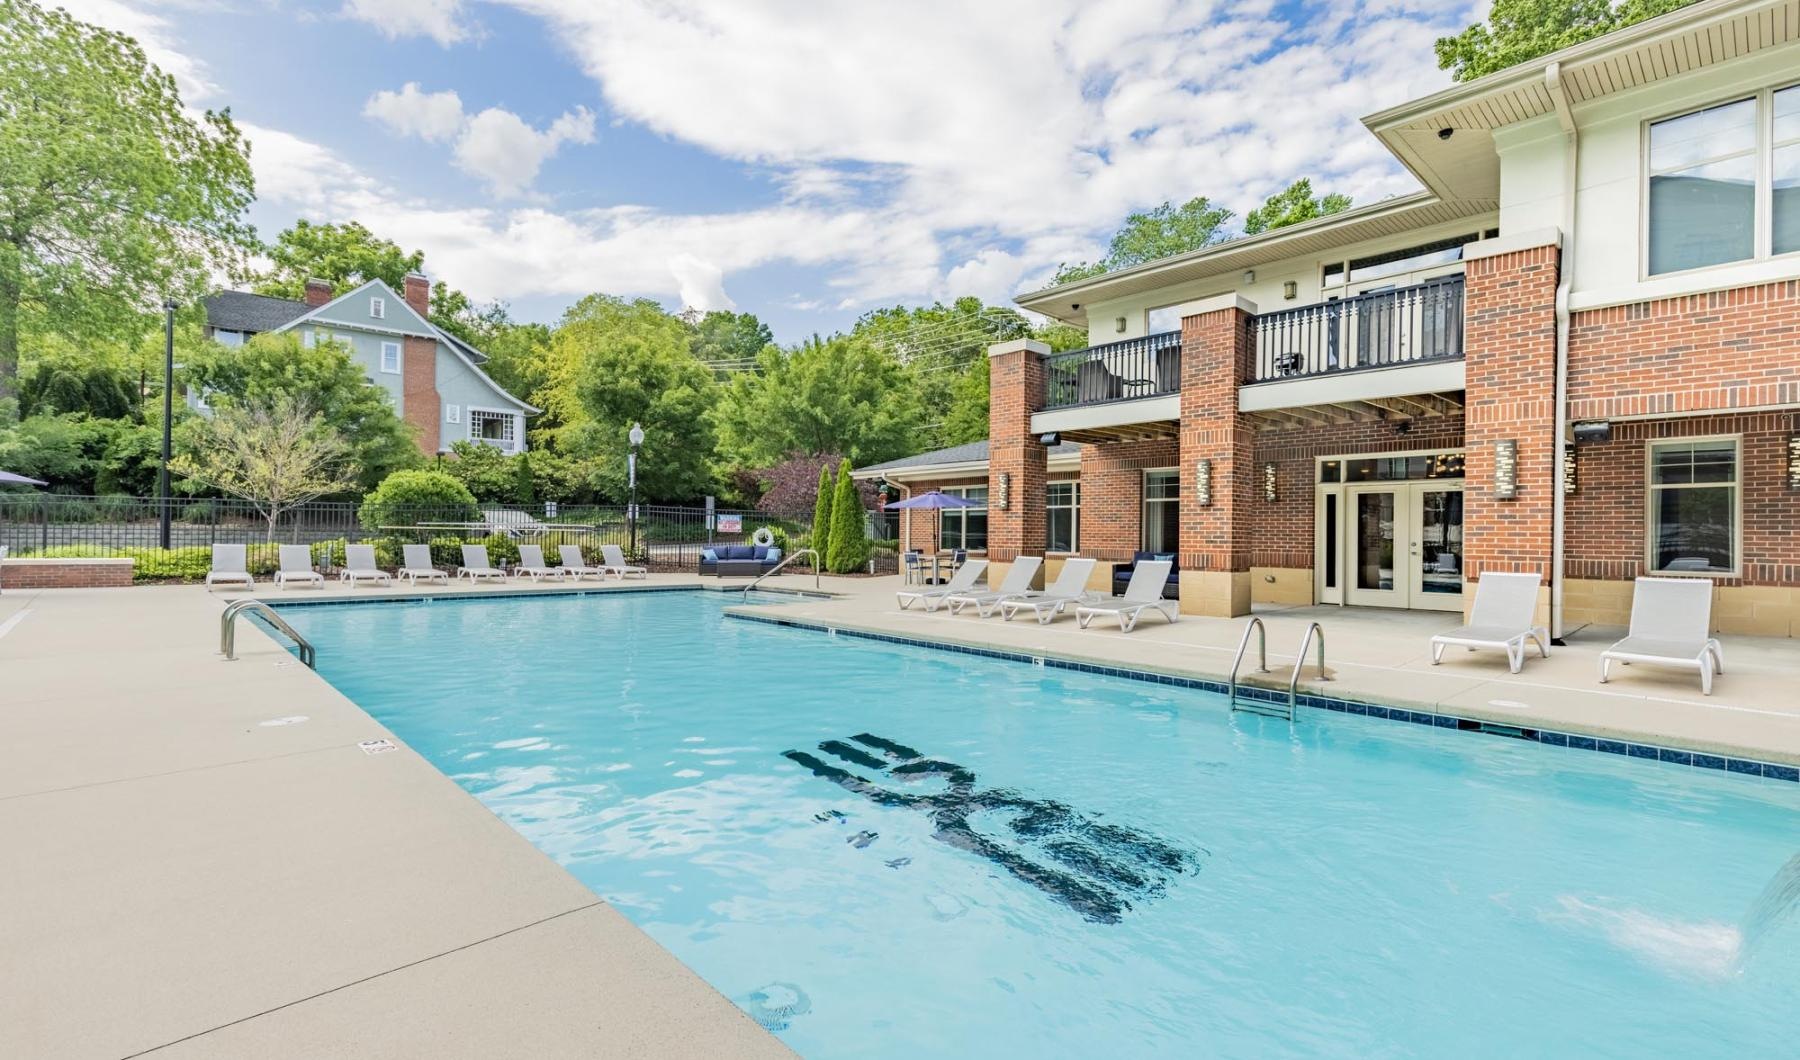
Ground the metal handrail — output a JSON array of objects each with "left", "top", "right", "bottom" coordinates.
[
  {"left": 1226, "top": 617, "right": 1270, "bottom": 713},
  {"left": 219, "top": 599, "right": 316, "bottom": 668},
  {"left": 743, "top": 548, "right": 821, "bottom": 597},
  {"left": 1287, "top": 621, "right": 1329, "bottom": 715},
  {"left": 1042, "top": 331, "right": 1182, "bottom": 410}
]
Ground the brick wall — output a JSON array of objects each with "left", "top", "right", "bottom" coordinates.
[
  {"left": 2, "top": 558, "right": 134, "bottom": 588},
  {"left": 986, "top": 343, "right": 1048, "bottom": 561},
  {"left": 1178, "top": 303, "right": 1256, "bottom": 572},
  {"left": 1078, "top": 439, "right": 1179, "bottom": 560},
  {"left": 1462, "top": 242, "right": 1560, "bottom": 581},
  {"left": 403, "top": 334, "right": 441, "bottom": 454},
  {"left": 1568, "top": 280, "right": 1800, "bottom": 421}
]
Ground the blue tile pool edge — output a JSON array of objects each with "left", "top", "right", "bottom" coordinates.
[
  {"left": 725, "top": 609, "right": 1800, "bottom": 785},
  {"left": 257, "top": 583, "right": 827, "bottom": 610}
]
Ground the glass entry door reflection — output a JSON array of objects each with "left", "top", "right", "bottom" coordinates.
[
  {"left": 1414, "top": 487, "right": 1465, "bottom": 609},
  {"left": 1344, "top": 483, "right": 1464, "bottom": 610},
  {"left": 1348, "top": 488, "right": 1404, "bottom": 606}
]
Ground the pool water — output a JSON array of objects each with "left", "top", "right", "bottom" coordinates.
[{"left": 278, "top": 591, "right": 1800, "bottom": 1057}]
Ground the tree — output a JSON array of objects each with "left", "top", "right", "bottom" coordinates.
[
  {"left": 1435, "top": 0, "right": 1694, "bottom": 82},
  {"left": 1054, "top": 197, "right": 1235, "bottom": 284},
  {"left": 254, "top": 220, "right": 490, "bottom": 341},
  {"left": 811, "top": 462, "right": 835, "bottom": 543},
  {"left": 689, "top": 310, "right": 774, "bottom": 373},
  {"left": 1242, "top": 179, "right": 1353, "bottom": 235},
  {"left": 171, "top": 397, "right": 359, "bottom": 540},
  {"left": 512, "top": 451, "right": 536, "bottom": 505},
  {"left": 0, "top": 0, "right": 256, "bottom": 404},
  {"left": 548, "top": 295, "right": 717, "bottom": 502},
  {"left": 824, "top": 459, "right": 869, "bottom": 573},
  {"left": 937, "top": 320, "right": 1089, "bottom": 447},
  {"left": 181, "top": 332, "right": 421, "bottom": 490},
  {"left": 713, "top": 335, "right": 922, "bottom": 470},
  {"left": 854, "top": 298, "right": 1029, "bottom": 451},
  {"left": 357, "top": 468, "right": 479, "bottom": 530},
  {"left": 754, "top": 452, "right": 847, "bottom": 514}
]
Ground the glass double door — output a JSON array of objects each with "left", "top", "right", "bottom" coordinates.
[{"left": 1341, "top": 482, "right": 1465, "bottom": 611}]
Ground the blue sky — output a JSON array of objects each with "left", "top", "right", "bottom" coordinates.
[{"left": 66, "top": 0, "right": 1481, "bottom": 343}]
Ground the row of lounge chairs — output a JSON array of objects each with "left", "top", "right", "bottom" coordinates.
[
  {"left": 206, "top": 543, "right": 647, "bottom": 590},
  {"left": 896, "top": 556, "right": 1179, "bottom": 633}
]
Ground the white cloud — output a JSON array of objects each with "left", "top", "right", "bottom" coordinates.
[
  {"left": 668, "top": 254, "right": 736, "bottom": 312},
  {"left": 342, "top": 0, "right": 472, "bottom": 47},
  {"left": 453, "top": 106, "right": 597, "bottom": 197},
  {"left": 363, "top": 82, "right": 466, "bottom": 143}
]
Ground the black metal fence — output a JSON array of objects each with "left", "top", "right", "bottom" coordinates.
[
  {"left": 1043, "top": 332, "right": 1182, "bottom": 410},
  {"left": 0, "top": 494, "right": 895, "bottom": 578},
  {"left": 1250, "top": 275, "right": 1464, "bottom": 382}
]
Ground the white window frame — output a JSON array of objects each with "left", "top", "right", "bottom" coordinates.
[
  {"left": 1641, "top": 83, "right": 1800, "bottom": 280},
  {"left": 936, "top": 485, "right": 988, "bottom": 552},
  {"left": 467, "top": 407, "right": 520, "bottom": 454},
  {"left": 444, "top": 404, "right": 461, "bottom": 425},
  {"left": 1141, "top": 468, "right": 1180, "bottom": 553},
  {"left": 379, "top": 341, "right": 401, "bottom": 374},
  {"left": 370, "top": 296, "right": 386, "bottom": 319},
  {"left": 1046, "top": 480, "right": 1080, "bottom": 553},
  {"left": 1644, "top": 435, "right": 1742, "bottom": 578}
]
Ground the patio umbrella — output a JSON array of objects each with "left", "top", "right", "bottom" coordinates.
[
  {"left": 0, "top": 470, "right": 46, "bottom": 486},
  {"left": 885, "top": 489, "right": 977, "bottom": 510}
]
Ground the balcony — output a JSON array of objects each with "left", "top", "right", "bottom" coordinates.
[
  {"left": 1034, "top": 333, "right": 1182, "bottom": 443},
  {"left": 1248, "top": 275, "right": 1464, "bottom": 383}
]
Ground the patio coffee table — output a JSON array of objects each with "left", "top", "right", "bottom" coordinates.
[{"left": 717, "top": 558, "right": 764, "bottom": 577}]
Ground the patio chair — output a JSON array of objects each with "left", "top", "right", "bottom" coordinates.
[
  {"left": 1600, "top": 577, "right": 1725, "bottom": 695},
  {"left": 1077, "top": 560, "right": 1179, "bottom": 633},
  {"left": 945, "top": 556, "right": 1044, "bottom": 617},
  {"left": 514, "top": 544, "right": 564, "bottom": 581},
  {"left": 340, "top": 544, "right": 392, "bottom": 587},
  {"left": 482, "top": 508, "right": 548, "bottom": 539},
  {"left": 558, "top": 544, "right": 606, "bottom": 580},
  {"left": 1000, "top": 558, "right": 1101, "bottom": 624},
  {"left": 902, "top": 550, "right": 925, "bottom": 585},
  {"left": 205, "top": 544, "right": 254, "bottom": 591},
  {"left": 457, "top": 544, "right": 507, "bottom": 582},
  {"left": 599, "top": 543, "right": 648, "bottom": 580},
  {"left": 273, "top": 545, "right": 325, "bottom": 590},
  {"left": 1429, "top": 572, "right": 1546, "bottom": 674},
  {"left": 896, "top": 559, "right": 987, "bottom": 611},
  {"left": 398, "top": 544, "right": 449, "bottom": 585}
]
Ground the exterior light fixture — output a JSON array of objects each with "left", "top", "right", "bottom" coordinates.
[
  {"left": 1115, "top": 316, "right": 1127, "bottom": 333},
  {"left": 1242, "top": 269, "right": 1256, "bottom": 285},
  {"left": 1282, "top": 280, "right": 1298, "bottom": 300},
  {"left": 997, "top": 471, "right": 1011, "bottom": 511},
  {"left": 1563, "top": 444, "right": 1578, "bottom": 495},
  {"left": 1493, "top": 439, "right": 1519, "bottom": 499},
  {"left": 1788, "top": 433, "right": 1800, "bottom": 490},
  {"left": 627, "top": 422, "right": 645, "bottom": 555},
  {"left": 1195, "top": 459, "right": 1212, "bottom": 506},
  {"left": 1263, "top": 462, "right": 1277, "bottom": 503}
]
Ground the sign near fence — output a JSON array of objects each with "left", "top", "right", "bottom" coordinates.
[{"left": 716, "top": 514, "right": 743, "bottom": 534}]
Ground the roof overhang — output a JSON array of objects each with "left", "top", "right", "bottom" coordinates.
[{"left": 852, "top": 452, "right": 1082, "bottom": 482}]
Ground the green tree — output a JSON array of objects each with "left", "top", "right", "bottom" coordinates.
[
  {"left": 712, "top": 334, "right": 922, "bottom": 470},
  {"left": 0, "top": 0, "right": 256, "bottom": 404},
  {"left": 811, "top": 462, "right": 835, "bottom": 545},
  {"left": 936, "top": 320, "right": 1089, "bottom": 447},
  {"left": 171, "top": 396, "right": 359, "bottom": 540},
  {"left": 824, "top": 459, "right": 868, "bottom": 573},
  {"left": 1053, "top": 197, "right": 1235, "bottom": 284},
  {"left": 549, "top": 295, "right": 717, "bottom": 502},
  {"left": 854, "top": 298, "right": 1029, "bottom": 451},
  {"left": 689, "top": 310, "right": 774, "bottom": 373},
  {"left": 1242, "top": 179, "right": 1354, "bottom": 235},
  {"left": 253, "top": 220, "right": 490, "bottom": 341},
  {"left": 441, "top": 439, "right": 517, "bottom": 502},
  {"left": 357, "top": 468, "right": 479, "bottom": 530},
  {"left": 181, "top": 332, "right": 421, "bottom": 490},
  {"left": 1435, "top": 0, "right": 1694, "bottom": 82},
  {"left": 512, "top": 451, "right": 535, "bottom": 504}
]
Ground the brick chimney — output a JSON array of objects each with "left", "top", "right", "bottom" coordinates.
[
  {"left": 304, "top": 278, "right": 333, "bottom": 307},
  {"left": 403, "top": 272, "right": 430, "bottom": 317}
]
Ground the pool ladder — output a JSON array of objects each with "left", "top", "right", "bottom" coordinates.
[
  {"left": 1227, "top": 618, "right": 1328, "bottom": 722},
  {"left": 219, "top": 599, "right": 316, "bottom": 669},
  {"left": 743, "top": 547, "right": 822, "bottom": 598}
]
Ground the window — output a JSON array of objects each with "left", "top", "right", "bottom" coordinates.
[
  {"left": 1142, "top": 470, "right": 1179, "bottom": 553},
  {"left": 370, "top": 296, "right": 386, "bottom": 319},
  {"left": 380, "top": 341, "right": 401, "bottom": 374},
  {"left": 1047, "top": 482, "right": 1079, "bottom": 552},
  {"left": 1322, "top": 231, "right": 1491, "bottom": 288},
  {"left": 1648, "top": 98, "right": 1758, "bottom": 274},
  {"left": 212, "top": 329, "right": 244, "bottom": 347},
  {"left": 1648, "top": 439, "right": 1738, "bottom": 574},
  {"left": 1776, "top": 86, "right": 1800, "bottom": 255},
  {"left": 937, "top": 486, "right": 988, "bottom": 551},
  {"left": 469, "top": 410, "right": 517, "bottom": 451},
  {"left": 444, "top": 404, "right": 460, "bottom": 424}
]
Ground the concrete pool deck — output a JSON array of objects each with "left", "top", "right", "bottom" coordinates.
[{"left": 5, "top": 569, "right": 1799, "bottom": 1057}]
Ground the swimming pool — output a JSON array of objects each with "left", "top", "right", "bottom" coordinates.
[{"left": 276, "top": 589, "right": 1799, "bottom": 1056}]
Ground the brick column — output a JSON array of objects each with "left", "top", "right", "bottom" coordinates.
[
  {"left": 403, "top": 334, "right": 441, "bottom": 454},
  {"left": 987, "top": 339, "right": 1049, "bottom": 571},
  {"left": 1177, "top": 294, "right": 1258, "bottom": 617},
  {"left": 1462, "top": 237, "right": 1560, "bottom": 599}
]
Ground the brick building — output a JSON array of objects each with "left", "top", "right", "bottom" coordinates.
[{"left": 857, "top": 1, "right": 1800, "bottom": 638}]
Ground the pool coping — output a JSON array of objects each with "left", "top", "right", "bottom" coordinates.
[
  {"left": 254, "top": 581, "right": 836, "bottom": 610},
  {"left": 724, "top": 608, "right": 1800, "bottom": 785}
]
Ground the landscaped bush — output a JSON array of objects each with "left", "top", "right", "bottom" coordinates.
[
  {"left": 475, "top": 532, "right": 520, "bottom": 566},
  {"left": 756, "top": 524, "right": 790, "bottom": 552},
  {"left": 24, "top": 544, "right": 278, "bottom": 581},
  {"left": 357, "top": 470, "right": 479, "bottom": 530}
]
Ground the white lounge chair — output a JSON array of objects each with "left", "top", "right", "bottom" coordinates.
[
  {"left": 945, "top": 556, "right": 1044, "bottom": 617},
  {"left": 558, "top": 544, "right": 606, "bottom": 580},
  {"left": 895, "top": 559, "right": 987, "bottom": 611},
  {"left": 1600, "top": 577, "right": 1725, "bottom": 695},
  {"left": 205, "top": 543, "right": 255, "bottom": 591},
  {"left": 274, "top": 544, "right": 325, "bottom": 590},
  {"left": 482, "top": 508, "right": 548, "bottom": 539},
  {"left": 514, "top": 544, "right": 564, "bottom": 581},
  {"left": 340, "top": 544, "right": 392, "bottom": 587},
  {"left": 398, "top": 544, "right": 448, "bottom": 585},
  {"left": 457, "top": 544, "right": 507, "bottom": 582},
  {"left": 1429, "top": 571, "right": 1547, "bottom": 673},
  {"left": 1000, "top": 558, "right": 1100, "bottom": 624},
  {"left": 599, "top": 544, "right": 648, "bottom": 580},
  {"left": 1076, "top": 560, "right": 1179, "bottom": 633}
]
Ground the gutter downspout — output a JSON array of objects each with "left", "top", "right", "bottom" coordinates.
[{"left": 1546, "top": 61, "right": 1576, "bottom": 644}]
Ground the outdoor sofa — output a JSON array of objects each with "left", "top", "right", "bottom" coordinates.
[
  {"left": 1111, "top": 550, "right": 1179, "bottom": 600},
  {"left": 700, "top": 544, "right": 783, "bottom": 577}
]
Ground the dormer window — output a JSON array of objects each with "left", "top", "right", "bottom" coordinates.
[{"left": 370, "top": 296, "right": 386, "bottom": 319}]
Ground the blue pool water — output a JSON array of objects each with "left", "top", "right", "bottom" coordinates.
[{"left": 277, "top": 590, "right": 1799, "bottom": 1057}]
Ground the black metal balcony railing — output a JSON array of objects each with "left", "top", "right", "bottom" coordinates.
[
  {"left": 1249, "top": 275, "right": 1464, "bottom": 383},
  {"left": 1042, "top": 331, "right": 1182, "bottom": 411}
]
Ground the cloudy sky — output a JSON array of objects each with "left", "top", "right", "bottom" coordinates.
[{"left": 62, "top": 0, "right": 1482, "bottom": 341}]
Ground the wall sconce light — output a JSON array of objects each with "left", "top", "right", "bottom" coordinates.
[
  {"left": 1115, "top": 315, "right": 1127, "bottom": 333},
  {"left": 996, "top": 471, "right": 1011, "bottom": 511},
  {"left": 1563, "top": 444, "right": 1578, "bottom": 495},
  {"left": 1195, "top": 458, "right": 1212, "bottom": 506},
  {"left": 1788, "top": 433, "right": 1800, "bottom": 490},
  {"left": 1282, "top": 280, "right": 1298, "bottom": 300},
  {"left": 1494, "top": 440, "right": 1519, "bottom": 499},
  {"left": 1263, "top": 462, "right": 1277, "bottom": 503},
  {"left": 1242, "top": 269, "right": 1256, "bottom": 285}
]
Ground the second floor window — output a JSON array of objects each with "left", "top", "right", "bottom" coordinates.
[
  {"left": 370, "top": 296, "right": 385, "bottom": 319},
  {"left": 380, "top": 341, "right": 401, "bottom": 374},
  {"left": 1647, "top": 85, "right": 1800, "bottom": 276},
  {"left": 469, "top": 410, "right": 516, "bottom": 451}
]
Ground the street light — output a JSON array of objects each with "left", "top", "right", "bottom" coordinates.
[
  {"left": 159, "top": 298, "right": 177, "bottom": 549},
  {"left": 627, "top": 422, "right": 644, "bottom": 558}
]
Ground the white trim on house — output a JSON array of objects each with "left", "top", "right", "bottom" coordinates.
[
  {"left": 379, "top": 340, "right": 401, "bottom": 375},
  {"left": 466, "top": 405, "right": 524, "bottom": 454},
  {"left": 370, "top": 296, "right": 386, "bottom": 319}
]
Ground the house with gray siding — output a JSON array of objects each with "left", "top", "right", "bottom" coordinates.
[{"left": 201, "top": 273, "right": 536, "bottom": 455}]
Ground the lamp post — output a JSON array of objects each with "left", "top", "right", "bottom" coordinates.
[
  {"left": 627, "top": 422, "right": 644, "bottom": 559},
  {"left": 159, "top": 298, "right": 177, "bottom": 549}
]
